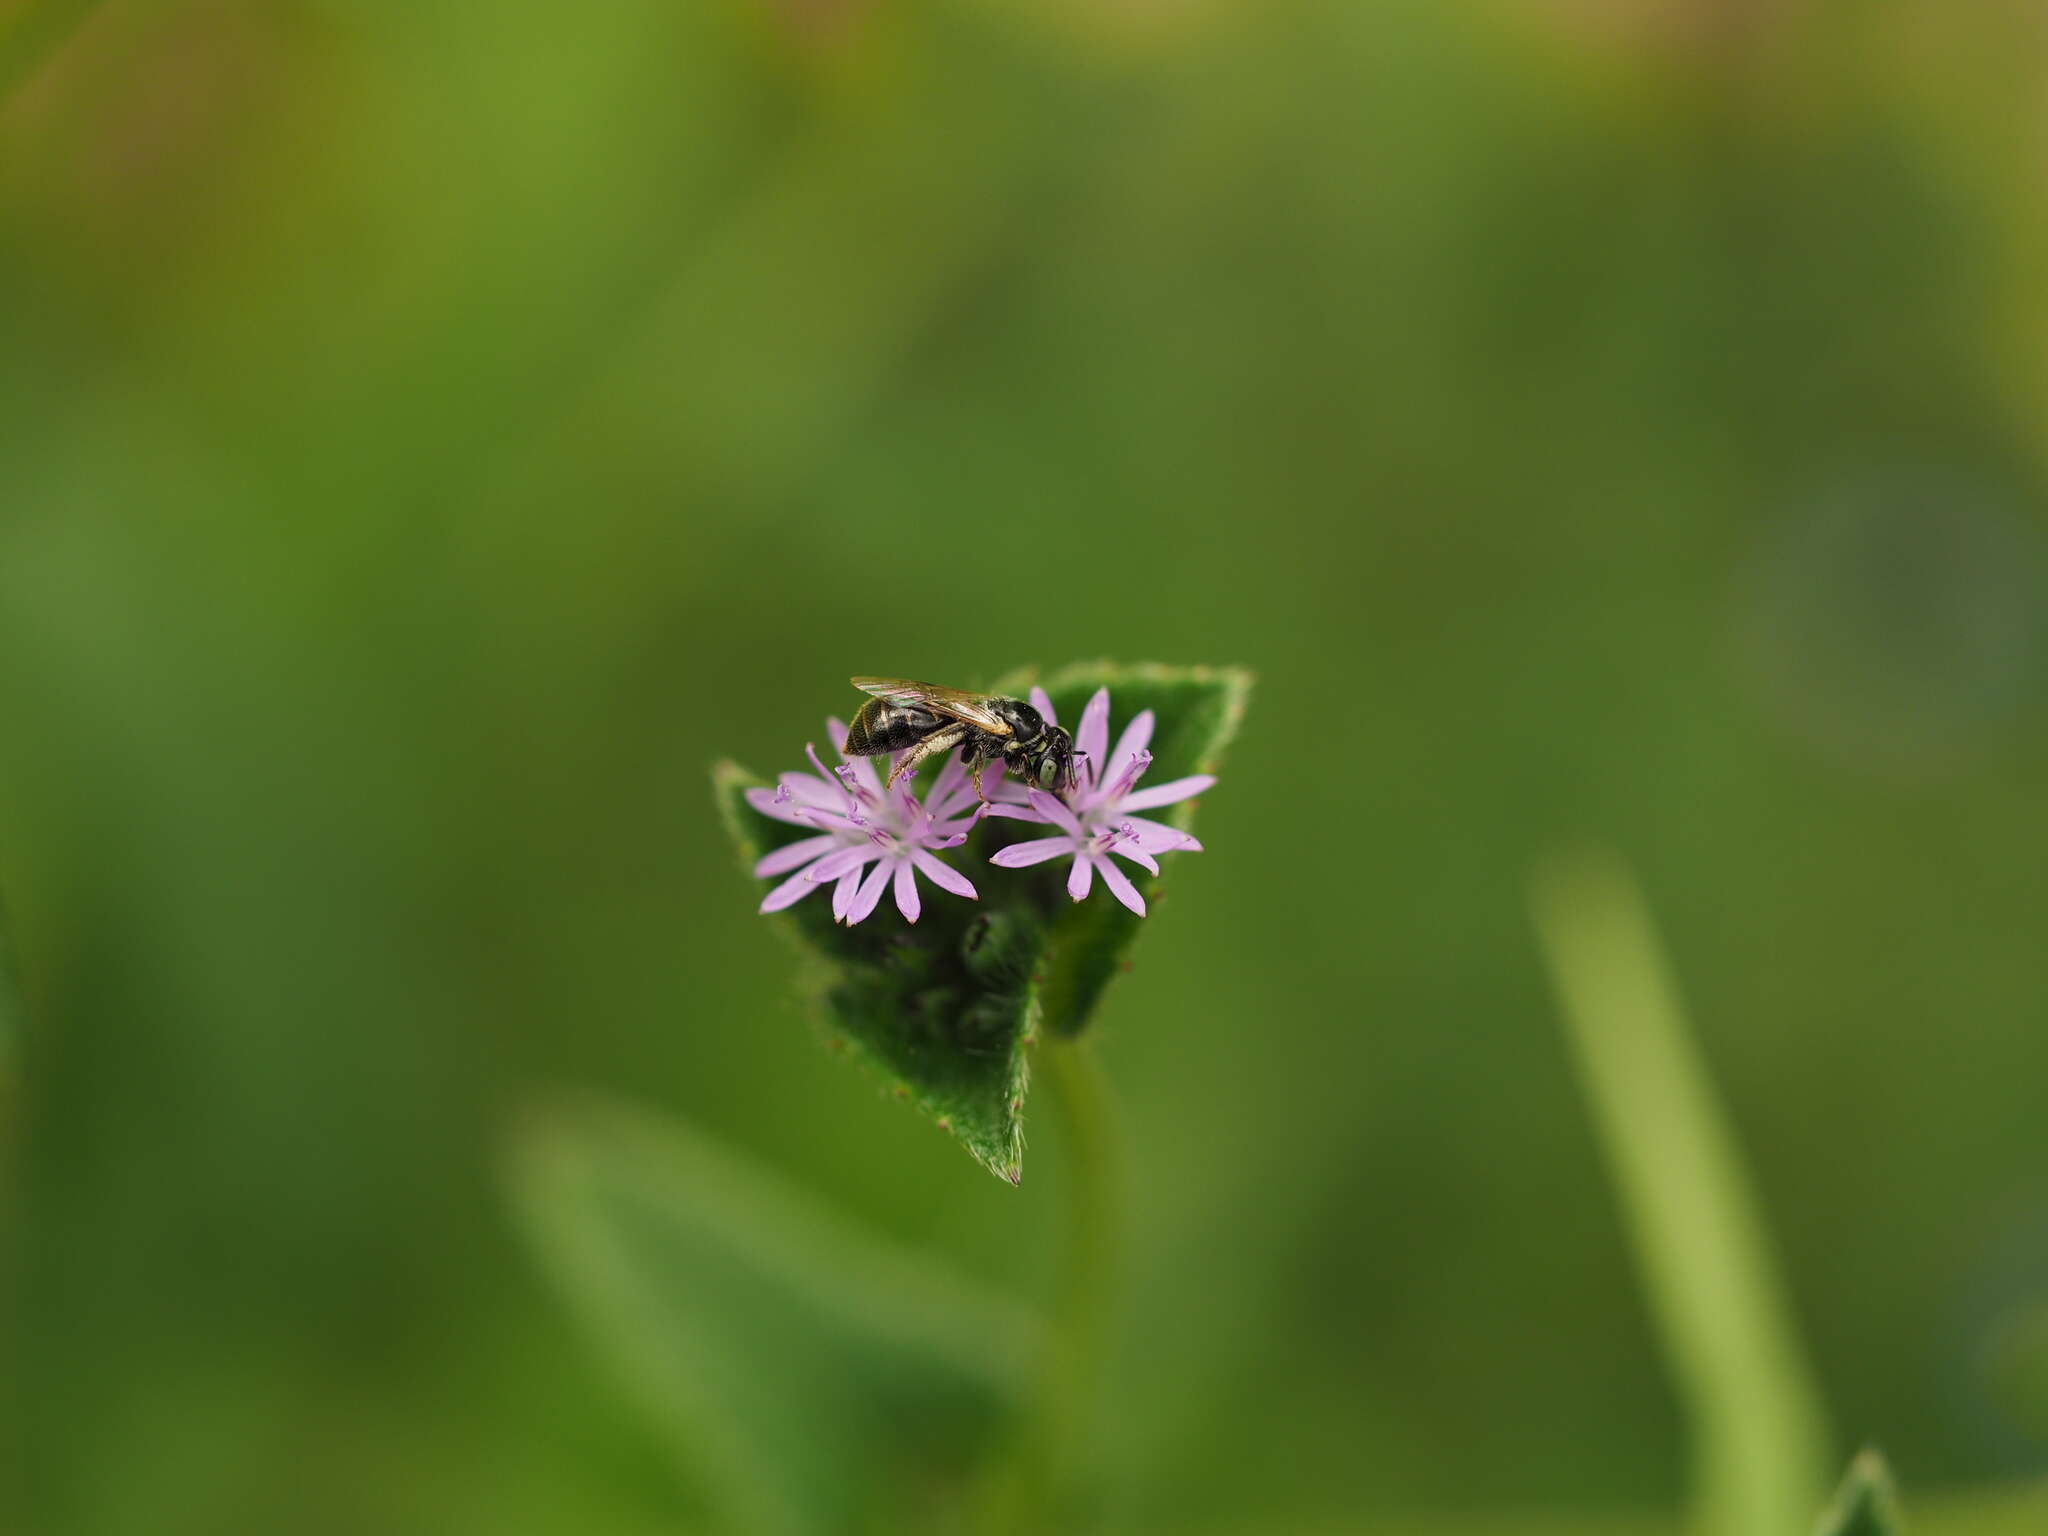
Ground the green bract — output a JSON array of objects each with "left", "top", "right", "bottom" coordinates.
[
  {"left": 1816, "top": 1451, "right": 1905, "bottom": 1536},
  {"left": 715, "top": 661, "right": 1251, "bottom": 1182}
]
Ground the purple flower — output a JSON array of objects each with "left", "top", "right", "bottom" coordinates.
[
  {"left": 746, "top": 719, "right": 981, "bottom": 925},
  {"left": 985, "top": 687, "right": 1213, "bottom": 916}
]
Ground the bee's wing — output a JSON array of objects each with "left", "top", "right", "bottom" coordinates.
[{"left": 850, "top": 676, "right": 1011, "bottom": 735}]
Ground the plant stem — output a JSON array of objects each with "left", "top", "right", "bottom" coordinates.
[
  {"left": 974, "top": 1034, "right": 1120, "bottom": 1535},
  {"left": 1038, "top": 1035, "right": 1117, "bottom": 1503}
]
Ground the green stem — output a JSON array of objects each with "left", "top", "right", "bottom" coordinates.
[{"left": 973, "top": 1035, "right": 1120, "bottom": 1535}]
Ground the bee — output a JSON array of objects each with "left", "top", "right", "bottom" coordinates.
[{"left": 844, "top": 676, "right": 1076, "bottom": 802}]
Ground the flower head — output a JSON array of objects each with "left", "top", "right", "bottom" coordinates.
[
  {"left": 985, "top": 687, "right": 1214, "bottom": 916},
  {"left": 746, "top": 718, "right": 981, "bottom": 924}
]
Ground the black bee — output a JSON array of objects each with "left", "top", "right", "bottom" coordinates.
[{"left": 844, "top": 676, "right": 1076, "bottom": 802}]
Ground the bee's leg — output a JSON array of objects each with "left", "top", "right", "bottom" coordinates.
[
  {"left": 975, "top": 742, "right": 1021, "bottom": 805},
  {"left": 884, "top": 724, "right": 968, "bottom": 790}
]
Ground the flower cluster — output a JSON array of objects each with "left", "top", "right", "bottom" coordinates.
[
  {"left": 745, "top": 722, "right": 982, "bottom": 925},
  {"left": 984, "top": 687, "right": 1211, "bottom": 916},
  {"left": 748, "top": 688, "right": 1215, "bottom": 925}
]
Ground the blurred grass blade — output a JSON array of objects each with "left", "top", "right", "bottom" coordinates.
[
  {"left": 1530, "top": 850, "right": 1831, "bottom": 1536},
  {"left": 1816, "top": 1450, "right": 1904, "bottom": 1536},
  {"left": 505, "top": 1096, "right": 1043, "bottom": 1536}
]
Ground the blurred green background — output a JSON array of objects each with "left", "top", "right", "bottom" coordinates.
[{"left": 6, "top": 0, "right": 2048, "bottom": 1531}]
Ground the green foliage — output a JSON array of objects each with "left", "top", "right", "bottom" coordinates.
[
  {"left": 11, "top": 0, "right": 2048, "bottom": 1524},
  {"left": 1816, "top": 1451, "right": 1904, "bottom": 1536},
  {"left": 1529, "top": 851, "right": 1831, "bottom": 1536},
  {"left": 504, "top": 1096, "right": 1042, "bottom": 1536},
  {"left": 716, "top": 662, "right": 1249, "bottom": 1181}
]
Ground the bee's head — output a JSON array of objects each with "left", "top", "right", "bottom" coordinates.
[{"left": 1032, "top": 726, "right": 1077, "bottom": 793}]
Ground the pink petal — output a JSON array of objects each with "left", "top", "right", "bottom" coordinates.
[
  {"left": 893, "top": 860, "right": 921, "bottom": 923},
  {"left": 759, "top": 866, "right": 823, "bottom": 913},
  {"left": 911, "top": 846, "right": 977, "bottom": 899},
  {"left": 792, "top": 805, "right": 862, "bottom": 835},
  {"left": 1075, "top": 690, "right": 1111, "bottom": 790},
  {"left": 777, "top": 771, "right": 845, "bottom": 808},
  {"left": 1029, "top": 687, "right": 1057, "bottom": 726},
  {"left": 1096, "top": 856, "right": 1147, "bottom": 916},
  {"left": 927, "top": 754, "right": 973, "bottom": 814},
  {"left": 1106, "top": 710, "right": 1154, "bottom": 776},
  {"left": 754, "top": 835, "right": 836, "bottom": 878},
  {"left": 809, "top": 844, "right": 879, "bottom": 883},
  {"left": 983, "top": 801, "right": 1045, "bottom": 823},
  {"left": 1118, "top": 774, "right": 1216, "bottom": 812},
  {"left": 928, "top": 800, "right": 986, "bottom": 836},
  {"left": 985, "top": 773, "right": 1031, "bottom": 806},
  {"left": 803, "top": 745, "right": 852, "bottom": 804},
  {"left": 1108, "top": 841, "right": 1160, "bottom": 876},
  {"left": 1067, "top": 854, "right": 1095, "bottom": 902},
  {"left": 845, "top": 861, "right": 891, "bottom": 924},
  {"left": 990, "top": 836, "right": 1078, "bottom": 869},
  {"left": 745, "top": 786, "right": 820, "bottom": 827},
  {"left": 1119, "top": 815, "right": 1202, "bottom": 853},
  {"left": 831, "top": 866, "right": 862, "bottom": 921},
  {"left": 1026, "top": 787, "right": 1084, "bottom": 838},
  {"left": 1083, "top": 748, "right": 1151, "bottom": 812}
]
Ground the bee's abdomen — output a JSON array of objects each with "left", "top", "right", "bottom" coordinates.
[{"left": 845, "top": 699, "right": 938, "bottom": 756}]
